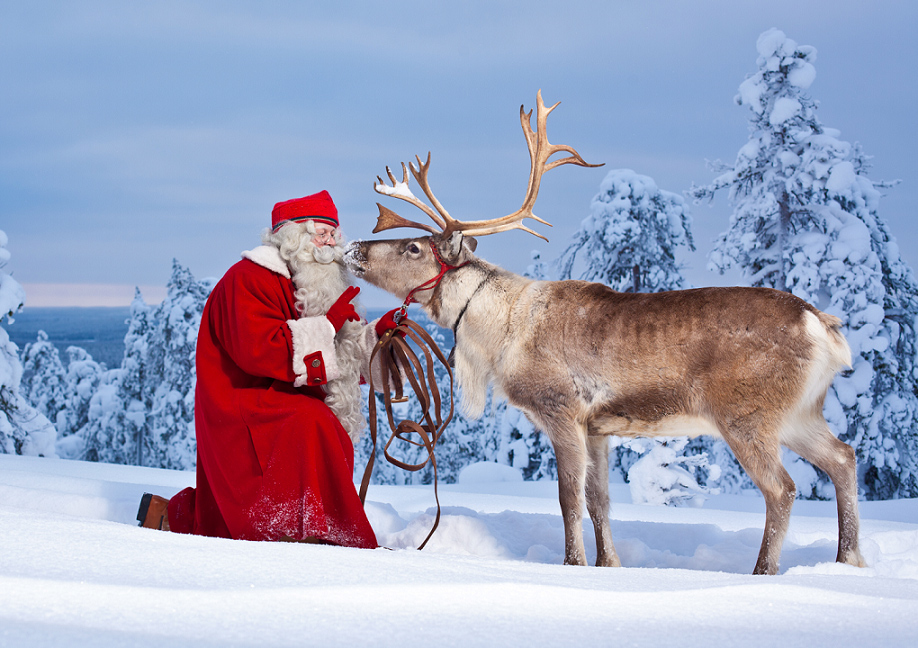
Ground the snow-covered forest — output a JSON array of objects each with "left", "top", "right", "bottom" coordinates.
[{"left": 3, "top": 29, "right": 918, "bottom": 506}]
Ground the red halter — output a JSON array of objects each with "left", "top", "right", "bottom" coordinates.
[{"left": 393, "top": 239, "right": 469, "bottom": 324}]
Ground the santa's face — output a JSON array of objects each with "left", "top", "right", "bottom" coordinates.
[{"left": 311, "top": 222, "right": 338, "bottom": 248}]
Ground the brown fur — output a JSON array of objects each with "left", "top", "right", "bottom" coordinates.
[{"left": 345, "top": 234, "right": 864, "bottom": 574}]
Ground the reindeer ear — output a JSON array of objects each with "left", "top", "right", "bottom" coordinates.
[
  {"left": 464, "top": 236, "right": 478, "bottom": 252},
  {"left": 441, "top": 231, "right": 465, "bottom": 264}
]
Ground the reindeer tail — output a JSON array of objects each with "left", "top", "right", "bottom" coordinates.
[{"left": 816, "top": 311, "right": 853, "bottom": 371}]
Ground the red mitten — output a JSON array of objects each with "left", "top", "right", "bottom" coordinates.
[
  {"left": 375, "top": 308, "right": 403, "bottom": 338},
  {"left": 326, "top": 286, "right": 361, "bottom": 332}
]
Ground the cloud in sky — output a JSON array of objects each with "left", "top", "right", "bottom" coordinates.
[{"left": 2, "top": 1, "right": 916, "bottom": 307}]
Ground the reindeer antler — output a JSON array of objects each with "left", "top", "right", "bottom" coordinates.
[
  {"left": 373, "top": 161, "right": 442, "bottom": 235},
  {"left": 373, "top": 90, "right": 603, "bottom": 241}
]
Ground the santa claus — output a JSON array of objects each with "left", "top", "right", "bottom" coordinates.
[{"left": 137, "top": 190, "right": 398, "bottom": 547}]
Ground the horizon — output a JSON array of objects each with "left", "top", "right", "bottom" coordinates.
[
  {"left": 19, "top": 283, "right": 168, "bottom": 308},
  {"left": 12, "top": 283, "right": 401, "bottom": 311}
]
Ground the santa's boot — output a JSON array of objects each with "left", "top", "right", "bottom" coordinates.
[{"left": 136, "top": 493, "right": 171, "bottom": 531}]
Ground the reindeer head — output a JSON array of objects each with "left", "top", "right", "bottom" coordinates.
[
  {"left": 345, "top": 231, "right": 476, "bottom": 304},
  {"left": 344, "top": 90, "right": 602, "bottom": 304}
]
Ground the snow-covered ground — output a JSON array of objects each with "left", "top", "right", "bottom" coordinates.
[{"left": 1, "top": 453, "right": 916, "bottom": 647}]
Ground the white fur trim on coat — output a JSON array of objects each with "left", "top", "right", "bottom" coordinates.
[
  {"left": 241, "top": 246, "right": 290, "bottom": 278},
  {"left": 289, "top": 317, "right": 340, "bottom": 386}
]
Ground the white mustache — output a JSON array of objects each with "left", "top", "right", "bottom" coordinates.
[{"left": 312, "top": 243, "right": 341, "bottom": 265}]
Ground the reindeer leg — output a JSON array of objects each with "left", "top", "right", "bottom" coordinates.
[
  {"left": 550, "top": 425, "right": 590, "bottom": 566},
  {"left": 721, "top": 420, "right": 795, "bottom": 575},
  {"left": 585, "top": 435, "right": 620, "bottom": 567},
  {"left": 784, "top": 422, "right": 865, "bottom": 568},
  {"left": 752, "top": 462, "right": 795, "bottom": 575}
]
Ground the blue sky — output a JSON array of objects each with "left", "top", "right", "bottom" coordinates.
[{"left": 2, "top": 1, "right": 916, "bottom": 307}]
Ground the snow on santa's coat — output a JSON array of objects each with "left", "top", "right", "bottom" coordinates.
[{"left": 167, "top": 248, "right": 377, "bottom": 548}]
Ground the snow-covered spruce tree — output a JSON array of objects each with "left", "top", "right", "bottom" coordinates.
[
  {"left": 556, "top": 169, "right": 720, "bottom": 503},
  {"left": 119, "top": 290, "right": 156, "bottom": 465},
  {"left": 20, "top": 331, "right": 68, "bottom": 433},
  {"left": 690, "top": 28, "right": 918, "bottom": 500},
  {"left": 145, "top": 260, "right": 214, "bottom": 470},
  {"left": 56, "top": 346, "right": 104, "bottom": 457},
  {"left": 558, "top": 168, "right": 694, "bottom": 292},
  {"left": 81, "top": 292, "right": 157, "bottom": 465},
  {"left": 627, "top": 437, "right": 722, "bottom": 507},
  {"left": 525, "top": 249, "right": 550, "bottom": 283},
  {"left": 492, "top": 404, "right": 556, "bottom": 480},
  {"left": 81, "top": 277, "right": 209, "bottom": 469},
  {"left": 79, "top": 367, "right": 127, "bottom": 463},
  {"left": 0, "top": 230, "right": 57, "bottom": 456}
]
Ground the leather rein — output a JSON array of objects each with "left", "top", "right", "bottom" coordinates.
[{"left": 358, "top": 240, "right": 467, "bottom": 550}]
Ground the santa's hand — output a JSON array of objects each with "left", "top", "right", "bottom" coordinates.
[
  {"left": 375, "top": 308, "right": 404, "bottom": 339},
  {"left": 326, "top": 286, "right": 361, "bottom": 332}
]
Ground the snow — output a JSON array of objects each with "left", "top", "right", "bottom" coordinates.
[
  {"left": 0, "top": 230, "right": 26, "bottom": 323},
  {"left": 0, "top": 275, "right": 25, "bottom": 323},
  {"left": 458, "top": 460, "right": 523, "bottom": 483},
  {"left": 1, "top": 231, "right": 58, "bottom": 457},
  {"left": 558, "top": 168, "right": 694, "bottom": 294},
  {"left": 626, "top": 437, "right": 717, "bottom": 507},
  {"left": 737, "top": 77, "right": 766, "bottom": 114},
  {"left": 826, "top": 161, "right": 857, "bottom": 195},
  {"left": 2, "top": 453, "right": 917, "bottom": 646},
  {"left": 756, "top": 28, "right": 790, "bottom": 59},
  {"left": 787, "top": 60, "right": 817, "bottom": 89},
  {"left": 374, "top": 178, "right": 415, "bottom": 201},
  {"left": 769, "top": 97, "right": 802, "bottom": 126}
]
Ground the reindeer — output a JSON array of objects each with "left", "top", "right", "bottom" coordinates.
[{"left": 345, "top": 91, "right": 865, "bottom": 575}]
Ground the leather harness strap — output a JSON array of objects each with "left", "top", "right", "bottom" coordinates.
[
  {"left": 360, "top": 318, "right": 457, "bottom": 550},
  {"left": 392, "top": 240, "right": 469, "bottom": 325},
  {"left": 359, "top": 240, "right": 465, "bottom": 550}
]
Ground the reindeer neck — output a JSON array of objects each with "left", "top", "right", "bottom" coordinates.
[
  {"left": 419, "top": 257, "right": 530, "bottom": 418},
  {"left": 428, "top": 258, "right": 530, "bottom": 354}
]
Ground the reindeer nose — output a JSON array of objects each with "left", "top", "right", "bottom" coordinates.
[{"left": 343, "top": 241, "right": 366, "bottom": 274}]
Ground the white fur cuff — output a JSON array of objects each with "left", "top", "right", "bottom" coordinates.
[{"left": 288, "top": 316, "right": 341, "bottom": 385}]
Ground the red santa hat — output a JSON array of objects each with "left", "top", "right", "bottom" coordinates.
[{"left": 271, "top": 190, "right": 339, "bottom": 232}]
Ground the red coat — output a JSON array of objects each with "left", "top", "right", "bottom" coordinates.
[{"left": 167, "top": 247, "right": 378, "bottom": 548}]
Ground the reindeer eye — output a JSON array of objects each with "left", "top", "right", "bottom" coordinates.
[{"left": 407, "top": 243, "right": 421, "bottom": 254}]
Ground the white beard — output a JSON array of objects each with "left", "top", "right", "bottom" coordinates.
[
  {"left": 290, "top": 241, "right": 352, "bottom": 316},
  {"left": 268, "top": 225, "right": 368, "bottom": 444}
]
